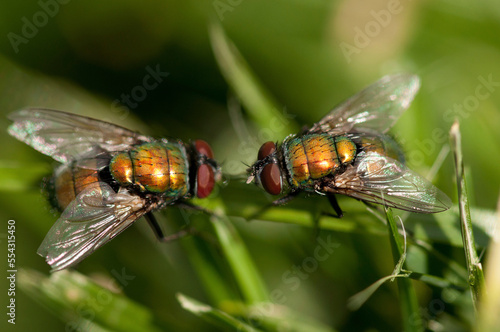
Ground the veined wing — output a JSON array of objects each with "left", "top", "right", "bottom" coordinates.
[
  {"left": 308, "top": 74, "right": 420, "bottom": 135},
  {"left": 325, "top": 152, "right": 451, "bottom": 213},
  {"left": 37, "top": 182, "right": 152, "bottom": 271},
  {"left": 8, "top": 108, "right": 151, "bottom": 163}
]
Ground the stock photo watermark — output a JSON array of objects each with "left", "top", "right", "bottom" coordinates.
[
  {"left": 226, "top": 106, "right": 296, "bottom": 175},
  {"left": 66, "top": 268, "right": 136, "bottom": 332},
  {"left": 7, "top": 0, "right": 71, "bottom": 54},
  {"left": 408, "top": 285, "right": 461, "bottom": 331},
  {"left": 213, "top": 0, "right": 244, "bottom": 21},
  {"left": 5, "top": 220, "right": 16, "bottom": 325},
  {"left": 339, "top": 0, "right": 409, "bottom": 64},
  {"left": 405, "top": 74, "right": 499, "bottom": 167},
  {"left": 237, "top": 235, "right": 340, "bottom": 330},
  {"left": 109, "top": 64, "right": 170, "bottom": 121}
]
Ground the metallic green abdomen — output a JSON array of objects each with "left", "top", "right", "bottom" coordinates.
[
  {"left": 284, "top": 134, "right": 356, "bottom": 189},
  {"left": 110, "top": 142, "right": 189, "bottom": 197}
]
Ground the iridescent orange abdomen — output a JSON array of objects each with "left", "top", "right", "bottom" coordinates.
[
  {"left": 356, "top": 135, "right": 405, "bottom": 175},
  {"left": 110, "top": 142, "right": 189, "bottom": 197},
  {"left": 284, "top": 134, "right": 356, "bottom": 188},
  {"left": 52, "top": 159, "right": 103, "bottom": 210},
  {"left": 358, "top": 135, "right": 404, "bottom": 163}
]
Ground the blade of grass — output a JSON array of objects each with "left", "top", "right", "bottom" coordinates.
[
  {"left": 18, "top": 268, "right": 162, "bottom": 332},
  {"left": 412, "top": 239, "right": 468, "bottom": 282},
  {"left": 348, "top": 271, "right": 463, "bottom": 312},
  {"left": 348, "top": 274, "right": 410, "bottom": 311},
  {"left": 405, "top": 272, "right": 464, "bottom": 290},
  {"left": 476, "top": 194, "right": 500, "bottom": 332},
  {"left": 208, "top": 20, "right": 297, "bottom": 139},
  {"left": 385, "top": 207, "right": 423, "bottom": 332},
  {"left": 211, "top": 201, "right": 269, "bottom": 305},
  {"left": 184, "top": 201, "right": 337, "bottom": 331},
  {"left": 177, "top": 293, "right": 261, "bottom": 332},
  {"left": 225, "top": 301, "right": 337, "bottom": 332},
  {"left": 425, "top": 143, "right": 451, "bottom": 183},
  {"left": 407, "top": 207, "right": 495, "bottom": 248},
  {"left": 450, "top": 120, "right": 485, "bottom": 313},
  {"left": 182, "top": 228, "right": 238, "bottom": 304},
  {"left": 223, "top": 182, "right": 497, "bottom": 247}
]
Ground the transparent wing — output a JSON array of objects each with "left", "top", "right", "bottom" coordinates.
[
  {"left": 308, "top": 73, "right": 420, "bottom": 135},
  {"left": 37, "top": 182, "right": 151, "bottom": 271},
  {"left": 8, "top": 108, "right": 151, "bottom": 163},
  {"left": 325, "top": 152, "right": 451, "bottom": 213}
]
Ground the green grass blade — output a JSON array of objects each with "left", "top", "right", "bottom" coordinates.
[
  {"left": 476, "top": 196, "right": 500, "bottom": 332},
  {"left": 208, "top": 20, "right": 297, "bottom": 139},
  {"left": 211, "top": 203, "right": 269, "bottom": 304},
  {"left": 348, "top": 269, "right": 464, "bottom": 311},
  {"left": 406, "top": 272, "right": 464, "bottom": 290},
  {"left": 407, "top": 207, "right": 496, "bottom": 248},
  {"left": 348, "top": 274, "right": 409, "bottom": 311},
  {"left": 177, "top": 294, "right": 262, "bottom": 332},
  {"left": 182, "top": 231, "right": 237, "bottom": 305},
  {"left": 412, "top": 239, "right": 468, "bottom": 281},
  {"left": 348, "top": 271, "right": 463, "bottom": 312},
  {"left": 224, "top": 301, "right": 337, "bottom": 332},
  {"left": 450, "top": 121, "right": 485, "bottom": 313},
  {"left": 18, "top": 268, "right": 162, "bottom": 332},
  {"left": 385, "top": 208, "right": 423, "bottom": 332},
  {"left": 223, "top": 182, "right": 497, "bottom": 247}
]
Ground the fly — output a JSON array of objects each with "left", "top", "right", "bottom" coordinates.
[
  {"left": 8, "top": 109, "right": 221, "bottom": 271},
  {"left": 247, "top": 74, "right": 451, "bottom": 216}
]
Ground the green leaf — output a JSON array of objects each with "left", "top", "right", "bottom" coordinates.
[
  {"left": 450, "top": 121, "right": 485, "bottom": 313},
  {"left": 385, "top": 208, "right": 423, "bottom": 332},
  {"left": 224, "top": 301, "right": 337, "bottom": 332},
  {"left": 476, "top": 196, "right": 500, "bottom": 332},
  {"left": 406, "top": 207, "right": 496, "bottom": 248},
  {"left": 177, "top": 293, "right": 261, "bottom": 332},
  {"left": 211, "top": 203, "right": 269, "bottom": 304},
  {"left": 223, "top": 183, "right": 496, "bottom": 248},
  {"left": 180, "top": 213, "right": 238, "bottom": 305},
  {"left": 208, "top": 20, "right": 297, "bottom": 140},
  {"left": 18, "top": 268, "right": 162, "bottom": 332},
  {"left": 348, "top": 274, "right": 409, "bottom": 311}
]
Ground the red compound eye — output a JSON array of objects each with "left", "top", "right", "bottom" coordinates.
[
  {"left": 260, "top": 163, "right": 281, "bottom": 195},
  {"left": 258, "top": 141, "right": 276, "bottom": 160},
  {"left": 194, "top": 139, "right": 214, "bottom": 159},
  {"left": 196, "top": 164, "right": 215, "bottom": 198}
]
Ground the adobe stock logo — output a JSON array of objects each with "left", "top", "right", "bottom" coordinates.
[
  {"left": 110, "top": 64, "right": 169, "bottom": 120},
  {"left": 213, "top": 0, "right": 244, "bottom": 21},
  {"left": 65, "top": 268, "right": 136, "bottom": 332},
  {"left": 404, "top": 74, "right": 499, "bottom": 168},
  {"left": 339, "top": 0, "right": 407, "bottom": 64},
  {"left": 7, "top": 0, "right": 71, "bottom": 54}
]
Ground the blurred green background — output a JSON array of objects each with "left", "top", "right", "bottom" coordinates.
[{"left": 0, "top": 1, "right": 499, "bottom": 331}]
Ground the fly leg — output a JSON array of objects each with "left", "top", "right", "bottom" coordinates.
[
  {"left": 159, "top": 229, "right": 193, "bottom": 242},
  {"left": 145, "top": 212, "right": 193, "bottom": 243},
  {"left": 272, "top": 191, "right": 300, "bottom": 206},
  {"left": 247, "top": 191, "right": 301, "bottom": 220},
  {"left": 145, "top": 212, "right": 165, "bottom": 241},
  {"left": 300, "top": 125, "right": 310, "bottom": 135},
  {"left": 326, "top": 194, "right": 344, "bottom": 218},
  {"left": 159, "top": 201, "right": 216, "bottom": 242},
  {"left": 176, "top": 201, "right": 212, "bottom": 214}
]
